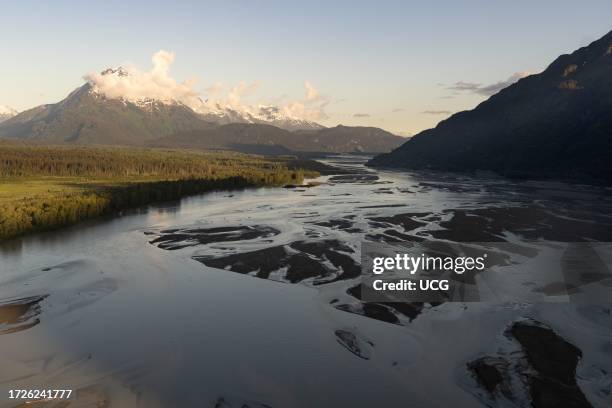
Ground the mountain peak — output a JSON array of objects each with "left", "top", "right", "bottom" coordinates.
[{"left": 100, "top": 67, "right": 129, "bottom": 77}]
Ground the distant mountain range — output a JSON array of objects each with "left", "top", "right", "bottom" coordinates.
[
  {"left": 196, "top": 100, "right": 324, "bottom": 132},
  {"left": 369, "top": 30, "right": 612, "bottom": 184},
  {"left": 0, "top": 73, "right": 403, "bottom": 154},
  {"left": 0, "top": 105, "right": 17, "bottom": 123},
  {"left": 153, "top": 124, "right": 404, "bottom": 155}
]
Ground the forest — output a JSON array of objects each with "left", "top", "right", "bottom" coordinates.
[{"left": 0, "top": 144, "right": 316, "bottom": 240}]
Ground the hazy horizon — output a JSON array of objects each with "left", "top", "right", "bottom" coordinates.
[{"left": 1, "top": 0, "right": 610, "bottom": 135}]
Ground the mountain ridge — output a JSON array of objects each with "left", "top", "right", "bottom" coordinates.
[
  {"left": 368, "top": 30, "right": 612, "bottom": 184},
  {"left": 0, "top": 82, "right": 404, "bottom": 154},
  {"left": 152, "top": 123, "right": 404, "bottom": 154}
]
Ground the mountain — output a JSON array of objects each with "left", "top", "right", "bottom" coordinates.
[
  {"left": 197, "top": 102, "right": 324, "bottom": 131},
  {"left": 0, "top": 68, "right": 403, "bottom": 153},
  {"left": 0, "top": 83, "right": 211, "bottom": 145},
  {"left": 0, "top": 105, "right": 17, "bottom": 123},
  {"left": 153, "top": 124, "right": 405, "bottom": 154},
  {"left": 249, "top": 105, "right": 325, "bottom": 131},
  {"left": 0, "top": 65, "right": 323, "bottom": 145},
  {"left": 152, "top": 123, "right": 296, "bottom": 154},
  {"left": 295, "top": 125, "right": 405, "bottom": 153},
  {"left": 89, "top": 66, "right": 323, "bottom": 131},
  {"left": 369, "top": 31, "right": 612, "bottom": 184}
]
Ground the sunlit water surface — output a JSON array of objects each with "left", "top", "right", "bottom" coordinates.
[{"left": 1, "top": 156, "right": 611, "bottom": 407}]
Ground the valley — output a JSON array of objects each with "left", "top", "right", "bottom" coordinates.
[{"left": 0, "top": 13, "right": 610, "bottom": 408}]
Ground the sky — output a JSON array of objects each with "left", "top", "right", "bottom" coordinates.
[{"left": 1, "top": 0, "right": 610, "bottom": 135}]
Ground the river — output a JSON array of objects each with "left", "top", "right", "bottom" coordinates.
[{"left": 1, "top": 156, "right": 611, "bottom": 407}]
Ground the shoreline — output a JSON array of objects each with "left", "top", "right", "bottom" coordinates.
[{"left": 0, "top": 145, "right": 335, "bottom": 241}]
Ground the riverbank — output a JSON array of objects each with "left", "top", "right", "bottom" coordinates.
[{"left": 0, "top": 145, "right": 324, "bottom": 240}]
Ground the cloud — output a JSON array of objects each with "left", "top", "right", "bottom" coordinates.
[
  {"left": 227, "top": 81, "right": 260, "bottom": 107},
  {"left": 447, "top": 81, "right": 481, "bottom": 92},
  {"left": 86, "top": 50, "right": 329, "bottom": 122},
  {"left": 392, "top": 108, "right": 405, "bottom": 113},
  {"left": 205, "top": 82, "right": 224, "bottom": 99},
  {"left": 477, "top": 72, "right": 532, "bottom": 96},
  {"left": 85, "top": 50, "right": 201, "bottom": 107},
  {"left": 446, "top": 72, "right": 533, "bottom": 97},
  {"left": 421, "top": 110, "right": 452, "bottom": 115},
  {"left": 353, "top": 113, "right": 371, "bottom": 118},
  {"left": 305, "top": 81, "right": 320, "bottom": 101},
  {"left": 276, "top": 81, "right": 329, "bottom": 121}
]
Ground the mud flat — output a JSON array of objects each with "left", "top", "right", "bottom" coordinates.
[
  {"left": 148, "top": 225, "right": 280, "bottom": 250},
  {"left": 368, "top": 212, "right": 429, "bottom": 232},
  {"left": 467, "top": 320, "right": 593, "bottom": 408},
  {"left": 511, "top": 322, "right": 592, "bottom": 408},
  {"left": 334, "top": 329, "right": 374, "bottom": 360},
  {"left": 328, "top": 174, "right": 381, "bottom": 184},
  {"left": 0, "top": 295, "right": 47, "bottom": 335},
  {"left": 343, "top": 284, "right": 426, "bottom": 323},
  {"left": 194, "top": 239, "right": 359, "bottom": 284},
  {"left": 430, "top": 207, "right": 612, "bottom": 242}
]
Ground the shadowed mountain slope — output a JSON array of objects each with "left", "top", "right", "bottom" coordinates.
[
  {"left": 156, "top": 124, "right": 405, "bottom": 154},
  {"left": 369, "top": 31, "right": 612, "bottom": 184}
]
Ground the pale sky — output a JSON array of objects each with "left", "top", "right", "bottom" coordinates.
[{"left": 1, "top": 0, "right": 610, "bottom": 135}]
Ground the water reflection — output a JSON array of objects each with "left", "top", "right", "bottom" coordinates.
[{"left": 0, "top": 156, "right": 611, "bottom": 407}]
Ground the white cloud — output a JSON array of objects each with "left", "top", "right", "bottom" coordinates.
[
  {"left": 305, "top": 81, "right": 319, "bottom": 101},
  {"left": 277, "top": 81, "right": 329, "bottom": 121},
  {"left": 204, "top": 82, "right": 224, "bottom": 99},
  {"left": 85, "top": 50, "right": 329, "bottom": 123},
  {"left": 85, "top": 50, "right": 201, "bottom": 107},
  {"left": 227, "top": 81, "right": 260, "bottom": 107}
]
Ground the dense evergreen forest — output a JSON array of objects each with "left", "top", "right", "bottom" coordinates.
[{"left": 0, "top": 145, "right": 314, "bottom": 240}]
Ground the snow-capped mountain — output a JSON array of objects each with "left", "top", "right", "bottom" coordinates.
[
  {"left": 89, "top": 66, "right": 324, "bottom": 131},
  {"left": 249, "top": 105, "right": 325, "bottom": 131},
  {"left": 0, "top": 82, "right": 210, "bottom": 144},
  {"left": 194, "top": 101, "right": 324, "bottom": 131},
  {"left": 0, "top": 105, "right": 18, "bottom": 123},
  {"left": 0, "top": 67, "right": 403, "bottom": 153}
]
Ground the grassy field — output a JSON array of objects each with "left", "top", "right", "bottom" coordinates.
[{"left": 0, "top": 144, "right": 319, "bottom": 240}]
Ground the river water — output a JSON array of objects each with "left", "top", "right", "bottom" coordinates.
[{"left": 1, "top": 156, "right": 611, "bottom": 407}]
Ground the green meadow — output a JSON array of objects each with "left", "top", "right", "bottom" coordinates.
[{"left": 0, "top": 144, "right": 316, "bottom": 240}]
